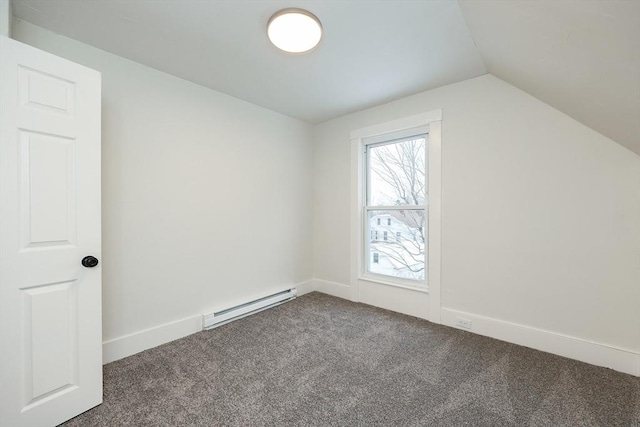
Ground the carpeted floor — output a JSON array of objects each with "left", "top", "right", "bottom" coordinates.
[{"left": 62, "top": 292, "right": 639, "bottom": 426}]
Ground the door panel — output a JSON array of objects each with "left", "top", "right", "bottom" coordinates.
[
  {"left": 21, "top": 130, "right": 77, "bottom": 248},
  {"left": 23, "top": 280, "right": 78, "bottom": 404},
  {"left": 19, "top": 65, "right": 76, "bottom": 116},
  {"left": 1, "top": 36, "right": 102, "bottom": 427}
]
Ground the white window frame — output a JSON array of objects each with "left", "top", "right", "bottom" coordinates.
[
  {"left": 350, "top": 110, "right": 442, "bottom": 323},
  {"left": 364, "top": 127, "right": 428, "bottom": 287}
]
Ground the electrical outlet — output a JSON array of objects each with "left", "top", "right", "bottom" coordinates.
[{"left": 456, "top": 317, "right": 472, "bottom": 330}]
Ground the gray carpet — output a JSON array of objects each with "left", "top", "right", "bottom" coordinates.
[{"left": 62, "top": 292, "right": 639, "bottom": 426}]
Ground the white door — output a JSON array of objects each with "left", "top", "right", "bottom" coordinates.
[{"left": 0, "top": 36, "right": 102, "bottom": 426}]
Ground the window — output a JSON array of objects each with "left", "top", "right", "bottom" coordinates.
[
  {"left": 364, "top": 129, "right": 427, "bottom": 282},
  {"left": 351, "top": 110, "right": 441, "bottom": 318}
]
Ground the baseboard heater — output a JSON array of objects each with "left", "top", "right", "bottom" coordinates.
[{"left": 202, "top": 288, "right": 297, "bottom": 330}]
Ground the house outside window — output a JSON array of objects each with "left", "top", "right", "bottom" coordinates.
[{"left": 364, "top": 130, "right": 428, "bottom": 282}]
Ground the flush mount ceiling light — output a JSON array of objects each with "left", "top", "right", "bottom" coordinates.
[{"left": 267, "top": 9, "right": 323, "bottom": 54}]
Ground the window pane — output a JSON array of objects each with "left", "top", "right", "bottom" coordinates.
[
  {"left": 368, "top": 136, "right": 427, "bottom": 206},
  {"left": 367, "top": 210, "right": 426, "bottom": 282}
]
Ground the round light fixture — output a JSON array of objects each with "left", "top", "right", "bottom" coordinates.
[{"left": 267, "top": 9, "right": 322, "bottom": 54}]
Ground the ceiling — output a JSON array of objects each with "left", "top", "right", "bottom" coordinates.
[
  {"left": 459, "top": 0, "right": 640, "bottom": 155},
  {"left": 10, "top": 0, "right": 486, "bottom": 124},
  {"left": 10, "top": 1, "right": 640, "bottom": 154}
]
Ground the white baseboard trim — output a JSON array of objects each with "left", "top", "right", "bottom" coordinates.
[
  {"left": 441, "top": 307, "right": 640, "bottom": 377},
  {"left": 312, "top": 278, "right": 353, "bottom": 300},
  {"left": 102, "top": 314, "right": 202, "bottom": 364},
  {"left": 102, "top": 280, "right": 315, "bottom": 364},
  {"left": 299, "top": 279, "right": 639, "bottom": 376},
  {"left": 295, "top": 279, "right": 316, "bottom": 296},
  {"left": 103, "top": 280, "right": 638, "bottom": 377}
]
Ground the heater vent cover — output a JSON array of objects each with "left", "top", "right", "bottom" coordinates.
[{"left": 203, "top": 288, "right": 297, "bottom": 330}]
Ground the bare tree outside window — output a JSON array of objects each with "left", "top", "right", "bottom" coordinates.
[{"left": 366, "top": 135, "right": 427, "bottom": 282}]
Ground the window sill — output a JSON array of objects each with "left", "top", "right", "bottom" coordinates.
[{"left": 358, "top": 275, "right": 429, "bottom": 294}]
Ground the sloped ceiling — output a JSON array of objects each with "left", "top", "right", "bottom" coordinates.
[
  {"left": 459, "top": 0, "right": 640, "bottom": 155},
  {"left": 10, "top": 0, "right": 486, "bottom": 124},
  {"left": 10, "top": 0, "right": 640, "bottom": 154}
]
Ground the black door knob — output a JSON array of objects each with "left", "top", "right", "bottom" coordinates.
[{"left": 81, "top": 256, "right": 99, "bottom": 268}]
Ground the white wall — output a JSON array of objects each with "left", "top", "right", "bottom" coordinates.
[
  {"left": 12, "top": 20, "right": 313, "bottom": 355},
  {"left": 0, "top": 0, "right": 10, "bottom": 37},
  {"left": 313, "top": 74, "right": 640, "bottom": 367},
  {"left": 10, "top": 18, "right": 639, "bottom": 373}
]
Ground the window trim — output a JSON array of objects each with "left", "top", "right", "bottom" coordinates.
[{"left": 350, "top": 110, "right": 442, "bottom": 324}]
